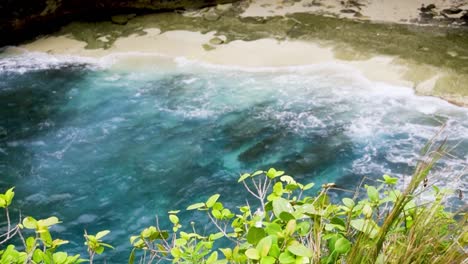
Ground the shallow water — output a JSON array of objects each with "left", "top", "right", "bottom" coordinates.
[{"left": 0, "top": 51, "right": 467, "bottom": 262}]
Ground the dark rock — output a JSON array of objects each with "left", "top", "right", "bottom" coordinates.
[
  {"left": 420, "top": 11, "right": 435, "bottom": 20},
  {"left": 461, "top": 12, "right": 468, "bottom": 23},
  {"left": 0, "top": 0, "right": 238, "bottom": 47},
  {"left": 420, "top": 4, "right": 436, "bottom": 12},
  {"left": 340, "top": 8, "right": 358, "bottom": 14},
  {"left": 111, "top": 15, "right": 130, "bottom": 25},
  {"left": 442, "top": 7, "right": 463, "bottom": 15}
]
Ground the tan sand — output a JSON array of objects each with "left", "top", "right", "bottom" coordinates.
[{"left": 18, "top": 28, "right": 414, "bottom": 89}]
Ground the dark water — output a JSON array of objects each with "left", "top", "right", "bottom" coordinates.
[{"left": 0, "top": 52, "right": 467, "bottom": 262}]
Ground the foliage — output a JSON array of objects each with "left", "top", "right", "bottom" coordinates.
[
  {"left": 0, "top": 141, "right": 466, "bottom": 263},
  {"left": 0, "top": 188, "right": 112, "bottom": 264},
  {"left": 126, "top": 142, "right": 466, "bottom": 264}
]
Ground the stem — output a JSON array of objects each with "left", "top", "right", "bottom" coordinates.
[
  {"left": 206, "top": 212, "right": 236, "bottom": 242},
  {"left": 5, "top": 207, "right": 11, "bottom": 235},
  {"left": 89, "top": 250, "right": 95, "bottom": 264}
]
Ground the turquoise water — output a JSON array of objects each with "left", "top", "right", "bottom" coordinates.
[{"left": 0, "top": 51, "right": 467, "bottom": 262}]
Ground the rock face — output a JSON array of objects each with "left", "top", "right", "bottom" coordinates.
[{"left": 0, "top": 0, "right": 237, "bottom": 46}]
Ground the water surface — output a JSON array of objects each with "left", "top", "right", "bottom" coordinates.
[{"left": 0, "top": 52, "right": 466, "bottom": 261}]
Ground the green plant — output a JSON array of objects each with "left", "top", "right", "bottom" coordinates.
[
  {"left": 0, "top": 188, "right": 112, "bottom": 263},
  {"left": 127, "top": 143, "right": 465, "bottom": 263},
  {"left": 84, "top": 230, "right": 113, "bottom": 264}
]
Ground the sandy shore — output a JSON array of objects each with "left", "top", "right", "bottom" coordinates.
[
  {"left": 17, "top": 28, "right": 414, "bottom": 89},
  {"left": 7, "top": 0, "right": 467, "bottom": 106}
]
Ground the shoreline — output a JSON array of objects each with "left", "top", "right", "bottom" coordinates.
[
  {"left": 15, "top": 28, "right": 466, "bottom": 106},
  {"left": 16, "top": 31, "right": 413, "bottom": 86},
  {"left": 4, "top": 0, "right": 468, "bottom": 107}
]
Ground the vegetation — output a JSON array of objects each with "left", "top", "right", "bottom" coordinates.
[{"left": 0, "top": 141, "right": 466, "bottom": 263}]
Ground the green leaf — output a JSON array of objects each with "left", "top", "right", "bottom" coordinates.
[
  {"left": 95, "top": 246, "right": 105, "bottom": 254},
  {"left": 366, "top": 186, "right": 379, "bottom": 202},
  {"left": 256, "top": 236, "right": 272, "bottom": 257},
  {"left": 247, "top": 227, "right": 266, "bottom": 245},
  {"left": 206, "top": 251, "right": 218, "bottom": 264},
  {"left": 26, "top": 237, "right": 36, "bottom": 252},
  {"left": 95, "top": 230, "right": 110, "bottom": 240},
  {"left": 220, "top": 248, "right": 232, "bottom": 259},
  {"left": 265, "top": 223, "right": 282, "bottom": 236},
  {"left": 128, "top": 248, "right": 136, "bottom": 264},
  {"left": 342, "top": 198, "right": 355, "bottom": 208},
  {"left": 363, "top": 204, "right": 373, "bottom": 218},
  {"left": 261, "top": 256, "right": 276, "bottom": 264},
  {"left": 212, "top": 209, "right": 222, "bottom": 219},
  {"left": 206, "top": 194, "right": 220, "bottom": 208},
  {"left": 4, "top": 187, "right": 14, "bottom": 206},
  {"left": 23, "top": 217, "right": 38, "bottom": 229},
  {"left": 0, "top": 197, "right": 5, "bottom": 208},
  {"left": 350, "top": 219, "right": 366, "bottom": 232},
  {"left": 279, "top": 212, "right": 295, "bottom": 222},
  {"left": 280, "top": 175, "right": 296, "bottom": 184},
  {"left": 171, "top": 247, "right": 181, "bottom": 258},
  {"left": 245, "top": 248, "right": 260, "bottom": 260},
  {"left": 302, "top": 183, "right": 314, "bottom": 190},
  {"left": 169, "top": 214, "right": 179, "bottom": 225},
  {"left": 287, "top": 243, "right": 312, "bottom": 258},
  {"left": 266, "top": 168, "right": 284, "bottom": 179},
  {"left": 278, "top": 251, "right": 295, "bottom": 263},
  {"left": 209, "top": 232, "right": 224, "bottom": 241},
  {"left": 38, "top": 216, "right": 60, "bottom": 227},
  {"left": 269, "top": 243, "right": 280, "bottom": 258},
  {"left": 187, "top": 202, "right": 205, "bottom": 210},
  {"left": 252, "top": 170, "right": 264, "bottom": 177},
  {"left": 272, "top": 198, "right": 293, "bottom": 218},
  {"left": 52, "top": 252, "right": 67, "bottom": 264},
  {"left": 284, "top": 220, "right": 296, "bottom": 237},
  {"left": 238, "top": 173, "right": 251, "bottom": 182},
  {"left": 273, "top": 182, "right": 284, "bottom": 196},
  {"left": 175, "top": 238, "right": 187, "bottom": 246},
  {"left": 334, "top": 237, "right": 351, "bottom": 254},
  {"left": 383, "top": 174, "right": 398, "bottom": 185},
  {"left": 40, "top": 230, "right": 53, "bottom": 246},
  {"left": 51, "top": 239, "right": 69, "bottom": 248},
  {"left": 297, "top": 221, "right": 311, "bottom": 236},
  {"left": 350, "top": 219, "right": 379, "bottom": 238}
]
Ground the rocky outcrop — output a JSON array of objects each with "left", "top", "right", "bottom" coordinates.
[{"left": 0, "top": 0, "right": 237, "bottom": 46}]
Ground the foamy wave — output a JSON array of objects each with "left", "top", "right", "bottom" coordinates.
[
  {"left": 0, "top": 48, "right": 100, "bottom": 73},
  {"left": 0, "top": 48, "right": 176, "bottom": 74}
]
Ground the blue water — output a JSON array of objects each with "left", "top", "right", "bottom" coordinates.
[{"left": 0, "top": 51, "right": 467, "bottom": 262}]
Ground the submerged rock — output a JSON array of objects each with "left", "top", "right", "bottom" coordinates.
[
  {"left": 209, "top": 36, "right": 225, "bottom": 45},
  {"left": 202, "top": 44, "right": 216, "bottom": 51},
  {"left": 0, "top": 126, "right": 6, "bottom": 138},
  {"left": 111, "top": 14, "right": 134, "bottom": 25},
  {"left": 203, "top": 9, "right": 221, "bottom": 21}
]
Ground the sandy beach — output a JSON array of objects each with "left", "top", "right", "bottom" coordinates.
[
  {"left": 16, "top": 28, "right": 415, "bottom": 90},
  {"left": 8, "top": 0, "right": 468, "bottom": 106}
]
